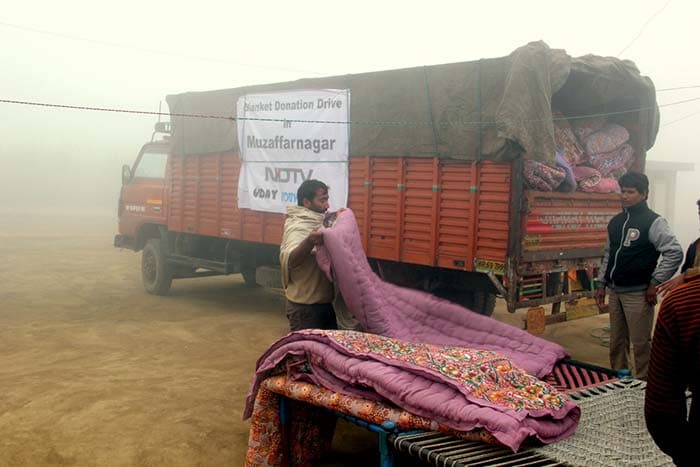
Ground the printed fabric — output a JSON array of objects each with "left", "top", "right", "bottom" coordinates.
[
  {"left": 571, "top": 116, "right": 606, "bottom": 142},
  {"left": 245, "top": 376, "right": 495, "bottom": 467},
  {"left": 583, "top": 123, "right": 630, "bottom": 156},
  {"left": 245, "top": 329, "right": 580, "bottom": 452},
  {"left": 524, "top": 159, "right": 567, "bottom": 191},
  {"left": 587, "top": 143, "right": 634, "bottom": 177},
  {"left": 554, "top": 115, "right": 586, "bottom": 165},
  {"left": 313, "top": 209, "right": 567, "bottom": 378}
]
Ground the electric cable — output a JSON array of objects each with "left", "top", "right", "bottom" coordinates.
[
  {"left": 2, "top": 95, "right": 699, "bottom": 127},
  {"left": 661, "top": 109, "right": 700, "bottom": 127},
  {"left": 617, "top": 0, "right": 673, "bottom": 57}
]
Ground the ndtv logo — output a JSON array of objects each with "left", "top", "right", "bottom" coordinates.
[{"left": 264, "top": 167, "right": 314, "bottom": 184}]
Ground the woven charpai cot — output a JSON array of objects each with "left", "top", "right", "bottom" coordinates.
[
  {"left": 392, "top": 379, "right": 675, "bottom": 467},
  {"left": 535, "top": 380, "right": 673, "bottom": 466}
]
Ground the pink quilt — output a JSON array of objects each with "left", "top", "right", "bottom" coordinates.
[
  {"left": 571, "top": 116, "right": 606, "bottom": 142},
  {"left": 523, "top": 159, "right": 566, "bottom": 191},
  {"left": 315, "top": 209, "right": 567, "bottom": 377},
  {"left": 244, "top": 330, "right": 580, "bottom": 451},
  {"left": 587, "top": 143, "right": 634, "bottom": 177},
  {"left": 554, "top": 114, "right": 586, "bottom": 165},
  {"left": 583, "top": 123, "right": 630, "bottom": 155}
]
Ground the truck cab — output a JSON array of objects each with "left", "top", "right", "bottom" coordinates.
[{"left": 114, "top": 124, "right": 170, "bottom": 251}]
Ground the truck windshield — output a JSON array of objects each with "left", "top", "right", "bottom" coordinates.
[{"left": 133, "top": 149, "right": 168, "bottom": 179}]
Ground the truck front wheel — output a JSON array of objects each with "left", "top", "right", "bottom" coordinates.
[{"left": 142, "top": 238, "right": 173, "bottom": 295}]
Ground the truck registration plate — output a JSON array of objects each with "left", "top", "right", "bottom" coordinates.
[{"left": 474, "top": 259, "right": 505, "bottom": 274}]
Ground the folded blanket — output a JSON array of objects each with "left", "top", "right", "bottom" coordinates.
[
  {"left": 583, "top": 123, "right": 630, "bottom": 156},
  {"left": 571, "top": 116, "right": 606, "bottom": 141},
  {"left": 587, "top": 177, "right": 620, "bottom": 194},
  {"left": 314, "top": 209, "right": 567, "bottom": 377},
  {"left": 245, "top": 330, "right": 580, "bottom": 451},
  {"left": 587, "top": 143, "right": 634, "bottom": 177},
  {"left": 524, "top": 159, "right": 567, "bottom": 191},
  {"left": 554, "top": 115, "right": 586, "bottom": 165},
  {"left": 572, "top": 165, "right": 602, "bottom": 190},
  {"left": 572, "top": 166, "right": 620, "bottom": 193}
]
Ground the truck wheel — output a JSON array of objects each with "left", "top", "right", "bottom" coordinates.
[
  {"left": 471, "top": 290, "right": 496, "bottom": 317},
  {"left": 142, "top": 238, "right": 173, "bottom": 295},
  {"left": 241, "top": 267, "right": 258, "bottom": 288}
]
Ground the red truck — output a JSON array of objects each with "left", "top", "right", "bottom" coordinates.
[{"left": 115, "top": 42, "right": 658, "bottom": 324}]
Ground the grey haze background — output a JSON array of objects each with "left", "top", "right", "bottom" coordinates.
[{"left": 1, "top": 0, "right": 698, "bottom": 247}]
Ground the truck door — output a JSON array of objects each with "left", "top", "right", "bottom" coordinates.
[{"left": 118, "top": 143, "right": 169, "bottom": 239}]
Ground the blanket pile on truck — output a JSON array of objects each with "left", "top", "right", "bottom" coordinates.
[{"left": 167, "top": 41, "right": 658, "bottom": 181}]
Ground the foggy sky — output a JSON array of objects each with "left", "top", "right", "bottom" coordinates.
[{"left": 1, "top": 0, "right": 698, "bottom": 245}]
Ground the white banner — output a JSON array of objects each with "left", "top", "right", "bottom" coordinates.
[{"left": 236, "top": 89, "right": 350, "bottom": 213}]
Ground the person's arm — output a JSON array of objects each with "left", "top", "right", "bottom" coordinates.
[
  {"left": 644, "top": 298, "right": 690, "bottom": 463},
  {"left": 287, "top": 230, "right": 323, "bottom": 270},
  {"left": 647, "top": 218, "right": 684, "bottom": 304},
  {"left": 656, "top": 275, "right": 684, "bottom": 296},
  {"left": 594, "top": 239, "right": 610, "bottom": 309},
  {"left": 681, "top": 239, "right": 698, "bottom": 273}
]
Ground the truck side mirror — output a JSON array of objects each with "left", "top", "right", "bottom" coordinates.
[{"left": 122, "top": 164, "right": 132, "bottom": 185}]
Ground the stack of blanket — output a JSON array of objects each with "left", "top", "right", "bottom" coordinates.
[
  {"left": 244, "top": 210, "right": 580, "bottom": 460},
  {"left": 523, "top": 112, "right": 636, "bottom": 193}
]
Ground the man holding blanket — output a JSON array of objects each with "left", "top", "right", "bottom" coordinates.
[{"left": 279, "top": 180, "right": 337, "bottom": 331}]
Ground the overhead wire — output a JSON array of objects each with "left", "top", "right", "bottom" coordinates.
[
  {"left": 2, "top": 95, "right": 700, "bottom": 127},
  {"left": 661, "top": 109, "right": 700, "bottom": 127},
  {"left": 617, "top": 0, "right": 673, "bottom": 57},
  {"left": 657, "top": 85, "right": 700, "bottom": 92}
]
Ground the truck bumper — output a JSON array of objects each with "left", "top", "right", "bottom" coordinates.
[{"left": 114, "top": 234, "right": 135, "bottom": 249}]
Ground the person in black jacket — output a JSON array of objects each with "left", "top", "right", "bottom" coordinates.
[{"left": 594, "top": 172, "right": 683, "bottom": 379}]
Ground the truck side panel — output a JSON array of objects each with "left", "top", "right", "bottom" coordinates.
[
  {"left": 168, "top": 152, "right": 284, "bottom": 244},
  {"left": 220, "top": 155, "right": 242, "bottom": 238},
  {"left": 168, "top": 153, "right": 513, "bottom": 273},
  {"left": 474, "top": 163, "right": 511, "bottom": 272},
  {"left": 347, "top": 157, "right": 512, "bottom": 272}
]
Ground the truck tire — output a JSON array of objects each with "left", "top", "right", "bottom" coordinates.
[
  {"left": 141, "top": 238, "right": 173, "bottom": 295},
  {"left": 241, "top": 267, "right": 258, "bottom": 288},
  {"left": 471, "top": 290, "right": 496, "bottom": 317}
]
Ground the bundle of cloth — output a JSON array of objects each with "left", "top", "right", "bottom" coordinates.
[
  {"left": 245, "top": 330, "right": 580, "bottom": 451},
  {"left": 523, "top": 112, "right": 636, "bottom": 193},
  {"left": 244, "top": 210, "right": 580, "bottom": 454}
]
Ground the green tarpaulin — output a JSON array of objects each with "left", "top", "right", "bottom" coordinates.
[{"left": 166, "top": 41, "right": 659, "bottom": 166}]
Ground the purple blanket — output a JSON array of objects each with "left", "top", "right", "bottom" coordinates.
[
  {"left": 244, "top": 210, "right": 576, "bottom": 451},
  {"left": 244, "top": 330, "right": 580, "bottom": 451},
  {"left": 315, "top": 209, "right": 567, "bottom": 377}
]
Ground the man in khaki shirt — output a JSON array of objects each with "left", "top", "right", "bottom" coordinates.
[{"left": 279, "top": 180, "right": 336, "bottom": 331}]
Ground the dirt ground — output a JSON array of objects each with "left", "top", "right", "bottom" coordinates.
[{"left": 0, "top": 209, "right": 611, "bottom": 466}]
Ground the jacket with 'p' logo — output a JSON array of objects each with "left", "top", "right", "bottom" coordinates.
[{"left": 604, "top": 201, "right": 661, "bottom": 288}]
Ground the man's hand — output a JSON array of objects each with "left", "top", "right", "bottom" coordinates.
[
  {"left": 288, "top": 229, "right": 323, "bottom": 269},
  {"left": 645, "top": 284, "right": 658, "bottom": 306},
  {"left": 308, "top": 229, "right": 323, "bottom": 246},
  {"left": 594, "top": 287, "right": 606, "bottom": 310},
  {"left": 656, "top": 275, "right": 683, "bottom": 297}
]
